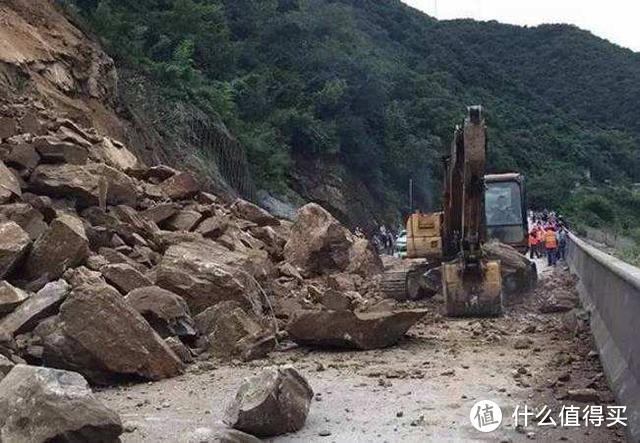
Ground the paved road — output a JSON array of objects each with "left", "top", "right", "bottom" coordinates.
[{"left": 97, "top": 263, "right": 626, "bottom": 442}]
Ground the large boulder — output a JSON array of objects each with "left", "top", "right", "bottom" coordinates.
[
  {"left": 0, "top": 221, "right": 30, "bottom": 278},
  {"left": 483, "top": 240, "right": 537, "bottom": 296},
  {"left": 29, "top": 163, "right": 139, "bottom": 208},
  {"left": 224, "top": 366, "right": 313, "bottom": 437},
  {"left": 155, "top": 241, "right": 266, "bottom": 315},
  {"left": 0, "top": 280, "right": 69, "bottom": 340},
  {"left": 287, "top": 309, "right": 428, "bottom": 350},
  {"left": 347, "top": 237, "right": 383, "bottom": 276},
  {"left": 22, "top": 214, "right": 90, "bottom": 282},
  {"left": 38, "top": 283, "right": 183, "bottom": 384},
  {"left": 283, "top": 203, "right": 353, "bottom": 277},
  {"left": 0, "top": 160, "right": 21, "bottom": 203},
  {"left": 283, "top": 203, "right": 379, "bottom": 277},
  {"left": 125, "top": 286, "right": 196, "bottom": 338},
  {"left": 0, "top": 364, "right": 122, "bottom": 442},
  {"left": 0, "top": 281, "right": 29, "bottom": 315}
]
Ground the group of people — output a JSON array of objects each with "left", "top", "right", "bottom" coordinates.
[
  {"left": 356, "top": 225, "right": 398, "bottom": 255},
  {"left": 528, "top": 210, "right": 568, "bottom": 266}
]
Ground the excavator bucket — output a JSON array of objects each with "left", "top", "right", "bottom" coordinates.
[{"left": 442, "top": 258, "right": 503, "bottom": 317}]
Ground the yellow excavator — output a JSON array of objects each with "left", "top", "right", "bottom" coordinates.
[{"left": 381, "top": 106, "right": 528, "bottom": 316}]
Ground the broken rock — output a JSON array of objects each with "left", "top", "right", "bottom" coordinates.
[
  {"left": 22, "top": 214, "right": 90, "bottom": 282},
  {"left": 287, "top": 309, "right": 428, "bottom": 350},
  {"left": 224, "top": 366, "right": 313, "bottom": 437},
  {"left": 0, "top": 364, "right": 122, "bottom": 442},
  {"left": 283, "top": 203, "right": 354, "bottom": 277},
  {"left": 125, "top": 286, "right": 196, "bottom": 338},
  {"left": 347, "top": 237, "right": 383, "bottom": 277},
  {"left": 29, "top": 163, "right": 139, "bottom": 208},
  {"left": 164, "top": 337, "right": 194, "bottom": 364},
  {"left": 33, "top": 135, "right": 88, "bottom": 164},
  {"left": 196, "top": 302, "right": 274, "bottom": 361},
  {"left": 102, "top": 263, "right": 152, "bottom": 294},
  {"left": 159, "top": 172, "right": 200, "bottom": 200},
  {"left": 39, "top": 283, "right": 183, "bottom": 384},
  {"left": 483, "top": 240, "right": 537, "bottom": 296},
  {"left": 231, "top": 199, "right": 280, "bottom": 227},
  {"left": 0, "top": 160, "right": 22, "bottom": 203},
  {"left": 0, "top": 354, "right": 13, "bottom": 380},
  {"left": 163, "top": 210, "right": 203, "bottom": 232},
  {"left": 183, "top": 426, "right": 261, "bottom": 443},
  {"left": 156, "top": 241, "right": 265, "bottom": 315},
  {"left": 564, "top": 388, "right": 601, "bottom": 403},
  {"left": 0, "top": 202, "right": 48, "bottom": 240},
  {"left": 0, "top": 281, "right": 29, "bottom": 315},
  {"left": 0, "top": 221, "right": 30, "bottom": 278},
  {"left": 0, "top": 279, "right": 69, "bottom": 340}
]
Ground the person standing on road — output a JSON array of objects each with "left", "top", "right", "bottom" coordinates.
[
  {"left": 536, "top": 224, "right": 546, "bottom": 257},
  {"left": 528, "top": 226, "right": 540, "bottom": 259},
  {"left": 557, "top": 225, "right": 568, "bottom": 261},
  {"left": 544, "top": 225, "right": 558, "bottom": 266}
]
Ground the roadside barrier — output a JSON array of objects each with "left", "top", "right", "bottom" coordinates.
[{"left": 566, "top": 233, "right": 640, "bottom": 441}]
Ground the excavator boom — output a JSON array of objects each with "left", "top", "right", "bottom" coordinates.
[{"left": 442, "top": 106, "right": 503, "bottom": 316}]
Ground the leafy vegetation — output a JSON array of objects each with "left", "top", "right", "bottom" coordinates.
[{"left": 64, "top": 0, "right": 640, "bottom": 233}]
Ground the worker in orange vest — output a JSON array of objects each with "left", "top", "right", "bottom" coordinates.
[
  {"left": 544, "top": 226, "right": 558, "bottom": 266},
  {"left": 535, "top": 225, "right": 545, "bottom": 257},
  {"left": 528, "top": 227, "right": 540, "bottom": 259}
]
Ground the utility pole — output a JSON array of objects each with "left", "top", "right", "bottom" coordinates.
[{"left": 409, "top": 178, "right": 414, "bottom": 213}]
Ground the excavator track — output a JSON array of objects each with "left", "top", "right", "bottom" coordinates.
[{"left": 380, "top": 262, "right": 440, "bottom": 301}]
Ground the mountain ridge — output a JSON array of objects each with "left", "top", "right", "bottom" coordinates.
[{"left": 44, "top": 0, "right": 640, "bottom": 237}]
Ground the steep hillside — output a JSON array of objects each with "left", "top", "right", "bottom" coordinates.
[{"left": 58, "top": 0, "right": 640, "bottom": 234}]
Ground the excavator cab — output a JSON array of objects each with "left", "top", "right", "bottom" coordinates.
[{"left": 485, "top": 174, "right": 529, "bottom": 253}]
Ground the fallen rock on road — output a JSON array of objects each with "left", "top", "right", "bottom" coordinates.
[
  {"left": 224, "top": 366, "right": 313, "bottom": 437},
  {"left": 284, "top": 203, "right": 380, "bottom": 278},
  {"left": 182, "top": 426, "right": 261, "bottom": 443},
  {"left": 286, "top": 308, "right": 428, "bottom": 350},
  {"left": 37, "top": 283, "right": 183, "bottom": 384},
  {"left": 0, "top": 364, "right": 122, "bottom": 442}
]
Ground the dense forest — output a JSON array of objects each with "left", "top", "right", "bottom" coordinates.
[{"left": 63, "top": 0, "right": 640, "bottom": 241}]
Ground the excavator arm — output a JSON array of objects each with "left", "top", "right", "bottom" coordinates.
[{"left": 442, "top": 106, "right": 503, "bottom": 316}]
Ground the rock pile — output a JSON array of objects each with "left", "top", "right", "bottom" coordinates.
[
  {"left": 0, "top": 107, "right": 410, "bottom": 440},
  {"left": 0, "top": 4, "right": 424, "bottom": 440}
]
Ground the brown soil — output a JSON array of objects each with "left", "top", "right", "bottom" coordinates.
[{"left": 96, "top": 260, "right": 628, "bottom": 442}]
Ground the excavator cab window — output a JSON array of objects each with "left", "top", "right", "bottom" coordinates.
[
  {"left": 485, "top": 181, "right": 522, "bottom": 226},
  {"left": 485, "top": 180, "right": 526, "bottom": 244}
]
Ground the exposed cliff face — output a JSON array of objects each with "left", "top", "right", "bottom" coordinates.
[
  {"left": 0, "top": 0, "right": 123, "bottom": 136},
  {"left": 0, "top": 0, "right": 243, "bottom": 202}
]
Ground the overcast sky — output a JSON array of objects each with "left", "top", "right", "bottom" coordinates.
[{"left": 402, "top": 0, "right": 640, "bottom": 52}]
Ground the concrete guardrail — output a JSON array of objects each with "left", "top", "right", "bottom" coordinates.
[{"left": 566, "top": 233, "right": 640, "bottom": 442}]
